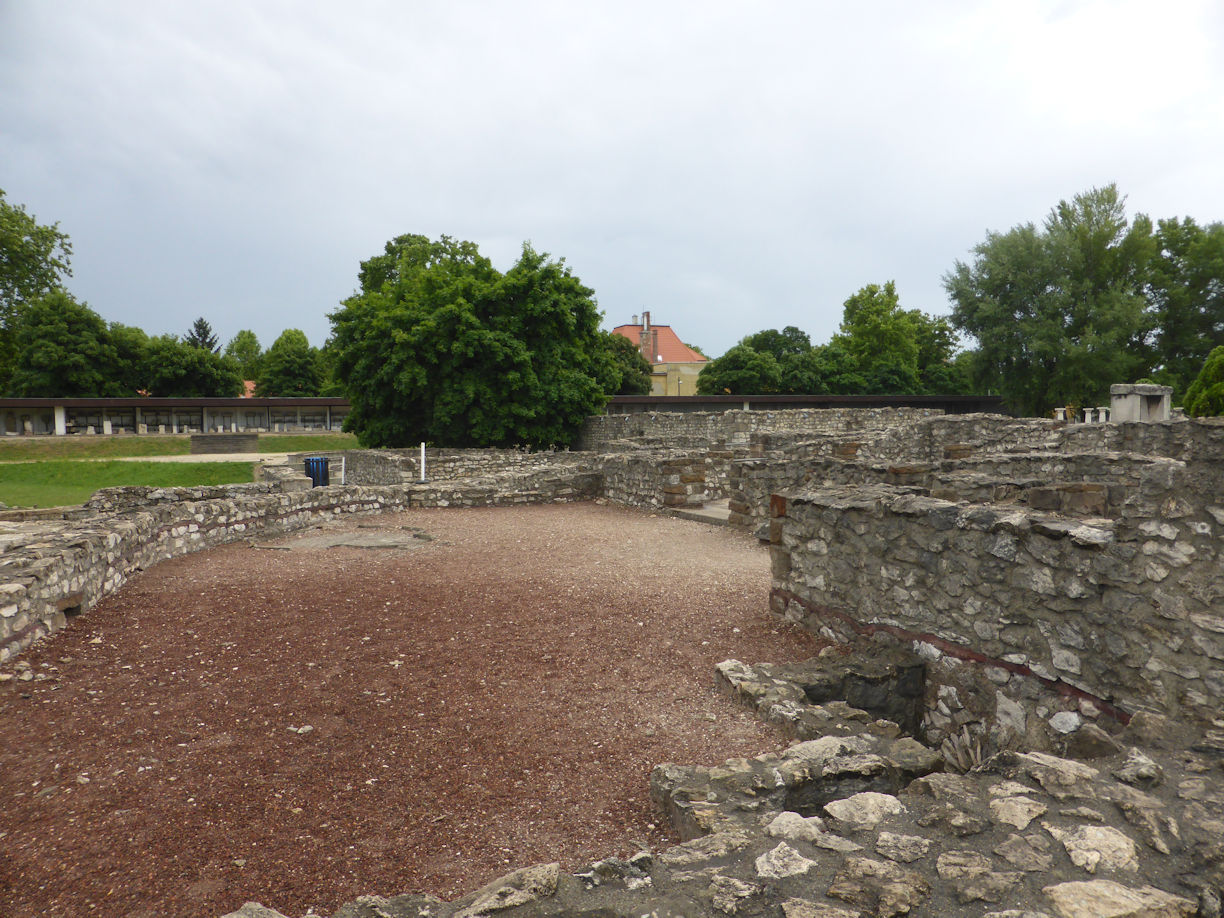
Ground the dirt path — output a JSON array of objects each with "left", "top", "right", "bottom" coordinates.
[{"left": 0, "top": 503, "right": 820, "bottom": 918}]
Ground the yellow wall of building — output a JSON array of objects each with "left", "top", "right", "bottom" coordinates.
[{"left": 650, "top": 363, "right": 705, "bottom": 396}]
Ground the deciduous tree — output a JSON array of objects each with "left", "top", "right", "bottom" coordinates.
[
  {"left": 696, "top": 344, "right": 781, "bottom": 394},
  {"left": 946, "top": 184, "right": 1153, "bottom": 415},
  {"left": 0, "top": 189, "right": 73, "bottom": 388},
  {"left": 601, "top": 330, "right": 652, "bottom": 395},
  {"left": 1184, "top": 345, "right": 1224, "bottom": 417},
  {"left": 1145, "top": 217, "right": 1224, "bottom": 394},
  {"left": 144, "top": 335, "right": 243, "bottom": 397},
  {"left": 741, "top": 326, "right": 811, "bottom": 360},
  {"left": 7, "top": 292, "right": 116, "bottom": 397},
  {"left": 832, "top": 281, "right": 921, "bottom": 393},
  {"left": 224, "top": 330, "right": 264, "bottom": 380},
  {"left": 255, "top": 329, "right": 322, "bottom": 397},
  {"left": 329, "top": 234, "right": 611, "bottom": 448}
]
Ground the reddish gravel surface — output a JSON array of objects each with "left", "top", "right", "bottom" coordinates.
[{"left": 0, "top": 503, "right": 820, "bottom": 918}]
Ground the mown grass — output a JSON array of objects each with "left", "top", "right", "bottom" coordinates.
[
  {"left": 0, "top": 461, "right": 257, "bottom": 508},
  {"left": 0, "top": 432, "right": 359, "bottom": 461},
  {"left": 249, "top": 433, "right": 360, "bottom": 452},
  {"left": 0, "top": 436, "right": 191, "bottom": 461}
]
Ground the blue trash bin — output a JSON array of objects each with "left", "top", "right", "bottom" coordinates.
[{"left": 304, "top": 456, "right": 330, "bottom": 487}]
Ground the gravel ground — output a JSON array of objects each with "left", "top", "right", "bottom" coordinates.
[{"left": 0, "top": 503, "right": 821, "bottom": 918}]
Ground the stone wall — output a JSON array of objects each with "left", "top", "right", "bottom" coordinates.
[
  {"left": 728, "top": 417, "right": 1224, "bottom": 531},
  {"left": 577, "top": 407, "right": 941, "bottom": 452},
  {"left": 600, "top": 452, "right": 708, "bottom": 510},
  {"left": 768, "top": 479, "right": 1224, "bottom": 745}
]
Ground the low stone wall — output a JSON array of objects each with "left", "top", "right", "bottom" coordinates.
[
  {"left": 190, "top": 432, "right": 259, "bottom": 454},
  {"left": 408, "top": 470, "right": 602, "bottom": 508},
  {"left": 768, "top": 482, "right": 1224, "bottom": 745},
  {"left": 577, "top": 407, "right": 942, "bottom": 452},
  {"left": 728, "top": 418, "right": 1224, "bottom": 532},
  {"left": 600, "top": 452, "right": 708, "bottom": 510}
]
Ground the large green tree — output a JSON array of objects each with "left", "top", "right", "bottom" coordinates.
[
  {"left": 831, "top": 282, "right": 922, "bottom": 393},
  {"left": 779, "top": 341, "right": 869, "bottom": 395},
  {"left": 329, "top": 233, "right": 612, "bottom": 448},
  {"left": 741, "top": 326, "right": 811, "bottom": 360},
  {"left": 1145, "top": 217, "right": 1224, "bottom": 394},
  {"left": 143, "top": 335, "right": 243, "bottom": 397},
  {"left": 107, "top": 322, "right": 152, "bottom": 395},
  {"left": 601, "top": 330, "right": 652, "bottom": 395},
  {"left": 0, "top": 190, "right": 73, "bottom": 389},
  {"left": 255, "top": 329, "right": 322, "bottom": 397},
  {"left": 696, "top": 344, "right": 781, "bottom": 394},
  {"left": 1184, "top": 345, "right": 1224, "bottom": 417},
  {"left": 224, "top": 330, "right": 264, "bottom": 380},
  {"left": 7, "top": 292, "right": 117, "bottom": 397},
  {"left": 945, "top": 184, "right": 1154, "bottom": 415}
]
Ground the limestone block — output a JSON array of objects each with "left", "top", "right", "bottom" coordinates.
[{"left": 1042, "top": 880, "right": 1195, "bottom": 918}]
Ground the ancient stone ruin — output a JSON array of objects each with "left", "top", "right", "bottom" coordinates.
[{"left": 2, "top": 407, "right": 1223, "bottom": 917}]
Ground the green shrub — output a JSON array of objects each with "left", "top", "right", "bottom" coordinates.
[{"left": 1184, "top": 346, "right": 1224, "bottom": 416}]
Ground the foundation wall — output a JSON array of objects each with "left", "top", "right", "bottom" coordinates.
[
  {"left": 576, "top": 407, "right": 942, "bottom": 452},
  {"left": 769, "top": 482, "right": 1224, "bottom": 744}
]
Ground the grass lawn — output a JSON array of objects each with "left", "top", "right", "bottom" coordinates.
[
  {"left": 251, "top": 433, "right": 360, "bottom": 453},
  {"left": 0, "top": 432, "right": 359, "bottom": 462},
  {"left": 0, "top": 461, "right": 257, "bottom": 508}
]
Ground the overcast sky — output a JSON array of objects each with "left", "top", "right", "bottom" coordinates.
[{"left": 3, "top": 1, "right": 1223, "bottom": 359}]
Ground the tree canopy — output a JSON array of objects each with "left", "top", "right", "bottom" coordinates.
[
  {"left": 601, "top": 331, "right": 652, "bottom": 395},
  {"left": 945, "top": 184, "right": 1161, "bottom": 415},
  {"left": 696, "top": 344, "right": 781, "bottom": 394},
  {"left": 1185, "top": 345, "right": 1224, "bottom": 417},
  {"left": 697, "top": 286, "right": 962, "bottom": 396},
  {"left": 1144, "top": 217, "right": 1224, "bottom": 394},
  {"left": 143, "top": 335, "right": 243, "bottom": 398},
  {"left": 255, "top": 329, "right": 322, "bottom": 397},
  {"left": 0, "top": 190, "right": 73, "bottom": 390},
  {"left": 741, "top": 326, "right": 811, "bottom": 360},
  {"left": 8, "top": 292, "right": 118, "bottom": 397},
  {"left": 329, "top": 233, "right": 613, "bottom": 448},
  {"left": 224, "top": 330, "right": 264, "bottom": 380}
]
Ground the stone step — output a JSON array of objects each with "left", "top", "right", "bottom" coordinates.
[{"left": 671, "top": 498, "right": 731, "bottom": 526}]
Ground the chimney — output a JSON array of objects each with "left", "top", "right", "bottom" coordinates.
[
  {"left": 632, "top": 314, "right": 638, "bottom": 325},
  {"left": 642, "top": 311, "right": 650, "bottom": 330}
]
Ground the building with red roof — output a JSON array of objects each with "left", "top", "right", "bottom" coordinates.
[{"left": 610, "top": 311, "right": 707, "bottom": 396}]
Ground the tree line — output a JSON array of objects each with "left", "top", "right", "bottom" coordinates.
[
  {"left": 700, "top": 185, "right": 1224, "bottom": 417},
  {"left": 696, "top": 282, "right": 964, "bottom": 397},
  {"left": 0, "top": 189, "right": 339, "bottom": 399}
]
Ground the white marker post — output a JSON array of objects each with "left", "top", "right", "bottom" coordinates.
[{"left": 420, "top": 441, "right": 427, "bottom": 482}]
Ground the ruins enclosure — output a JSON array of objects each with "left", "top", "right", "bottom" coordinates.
[{"left": 2, "top": 405, "right": 1223, "bottom": 917}]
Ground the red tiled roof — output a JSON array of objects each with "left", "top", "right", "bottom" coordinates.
[{"left": 612, "top": 324, "right": 707, "bottom": 364}]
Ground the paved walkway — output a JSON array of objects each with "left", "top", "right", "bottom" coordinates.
[{"left": 120, "top": 451, "right": 291, "bottom": 464}]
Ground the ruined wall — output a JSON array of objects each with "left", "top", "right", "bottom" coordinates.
[
  {"left": 769, "top": 481, "right": 1224, "bottom": 743},
  {"left": 599, "top": 452, "right": 708, "bottom": 510},
  {"left": 729, "top": 417, "right": 1224, "bottom": 531},
  {"left": 577, "top": 407, "right": 941, "bottom": 452}
]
